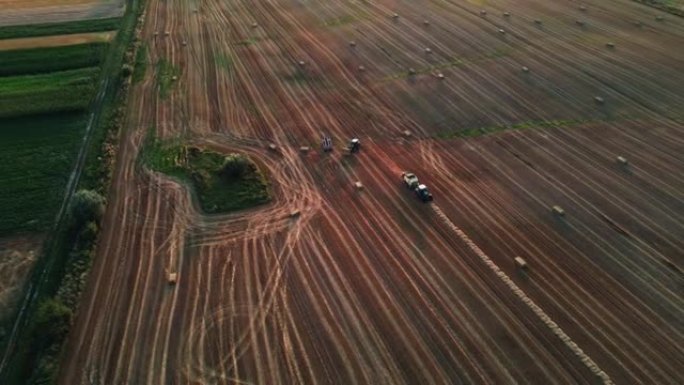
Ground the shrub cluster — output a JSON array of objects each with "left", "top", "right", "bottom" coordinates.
[
  {"left": 220, "top": 153, "right": 254, "bottom": 179},
  {"left": 20, "top": 189, "right": 103, "bottom": 385},
  {"left": 144, "top": 144, "right": 270, "bottom": 214}
]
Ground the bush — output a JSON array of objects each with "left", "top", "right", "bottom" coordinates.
[
  {"left": 220, "top": 154, "right": 252, "bottom": 179},
  {"left": 29, "top": 355, "right": 58, "bottom": 385},
  {"left": 79, "top": 221, "right": 99, "bottom": 244},
  {"left": 121, "top": 63, "right": 133, "bottom": 77},
  {"left": 190, "top": 169, "right": 212, "bottom": 189},
  {"left": 32, "top": 298, "right": 71, "bottom": 347},
  {"left": 71, "top": 190, "right": 105, "bottom": 224}
]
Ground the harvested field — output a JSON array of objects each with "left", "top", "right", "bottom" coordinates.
[
  {"left": 0, "top": 0, "right": 94, "bottom": 9},
  {"left": 0, "top": 0, "right": 124, "bottom": 27},
  {"left": 59, "top": 1, "right": 684, "bottom": 384},
  {"left": 0, "top": 31, "right": 114, "bottom": 51}
]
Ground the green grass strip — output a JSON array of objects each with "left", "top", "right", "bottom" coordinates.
[
  {"left": 437, "top": 119, "right": 588, "bottom": 139},
  {"left": 0, "top": 42, "right": 108, "bottom": 76},
  {"left": 131, "top": 42, "right": 147, "bottom": 83},
  {"left": 0, "top": 17, "right": 121, "bottom": 40},
  {"left": 0, "top": 67, "right": 100, "bottom": 118},
  {"left": 156, "top": 58, "right": 180, "bottom": 98}
]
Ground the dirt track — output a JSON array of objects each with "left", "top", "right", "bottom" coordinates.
[{"left": 59, "top": 1, "right": 684, "bottom": 384}]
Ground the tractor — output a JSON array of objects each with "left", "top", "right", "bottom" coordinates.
[
  {"left": 401, "top": 172, "right": 433, "bottom": 202},
  {"left": 322, "top": 136, "right": 333, "bottom": 152},
  {"left": 349, "top": 138, "right": 361, "bottom": 153},
  {"left": 401, "top": 172, "right": 420, "bottom": 189},
  {"left": 415, "top": 184, "right": 434, "bottom": 202}
]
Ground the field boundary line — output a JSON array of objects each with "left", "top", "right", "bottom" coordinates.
[{"left": 431, "top": 204, "right": 613, "bottom": 384}]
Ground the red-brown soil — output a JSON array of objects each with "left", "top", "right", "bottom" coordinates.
[{"left": 59, "top": 1, "right": 684, "bottom": 384}]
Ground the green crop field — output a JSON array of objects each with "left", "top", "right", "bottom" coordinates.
[
  {"left": 0, "top": 43, "right": 108, "bottom": 76},
  {"left": 0, "top": 18, "right": 121, "bottom": 40},
  {"left": 0, "top": 67, "right": 99, "bottom": 118},
  {"left": 0, "top": 38, "right": 106, "bottom": 236},
  {"left": 0, "top": 113, "right": 87, "bottom": 234}
]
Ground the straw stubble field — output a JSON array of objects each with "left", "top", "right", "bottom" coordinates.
[{"left": 59, "top": 1, "right": 684, "bottom": 384}]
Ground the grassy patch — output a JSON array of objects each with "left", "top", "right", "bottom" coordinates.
[
  {"left": 322, "top": 15, "right": 356, "bottom": 27},
  {"left": 437, "top": 119, "right": 586, "bottom": 139},
  {"left": 215, "top": 52, "right": 234, "bottom": 72},
  {"left": 155, "top": 59, "right": 180, "bottom": 98},
  {"left": 234, "top": 37, "right": 261, "bottom": 46},
  {"left": 132, "top": 42, "right": 147, "bottom": 83},
  {"left": 0, "top": 113, "right": 86, "bottom": 234},
  {"left": 0, "top": 18, "right": 121, "bottom": 40},
  {"left": 283, "top": 69, "right": 310, "bottom": 84},
  {"left": 0, "top": 42, "right": 108, "bottom": 76},
  {"left": 143, "top": 140, "right": 270, "bottom": 213},
  {"left": 0, "top": 67, "right": 99, "bottom": 118}
]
